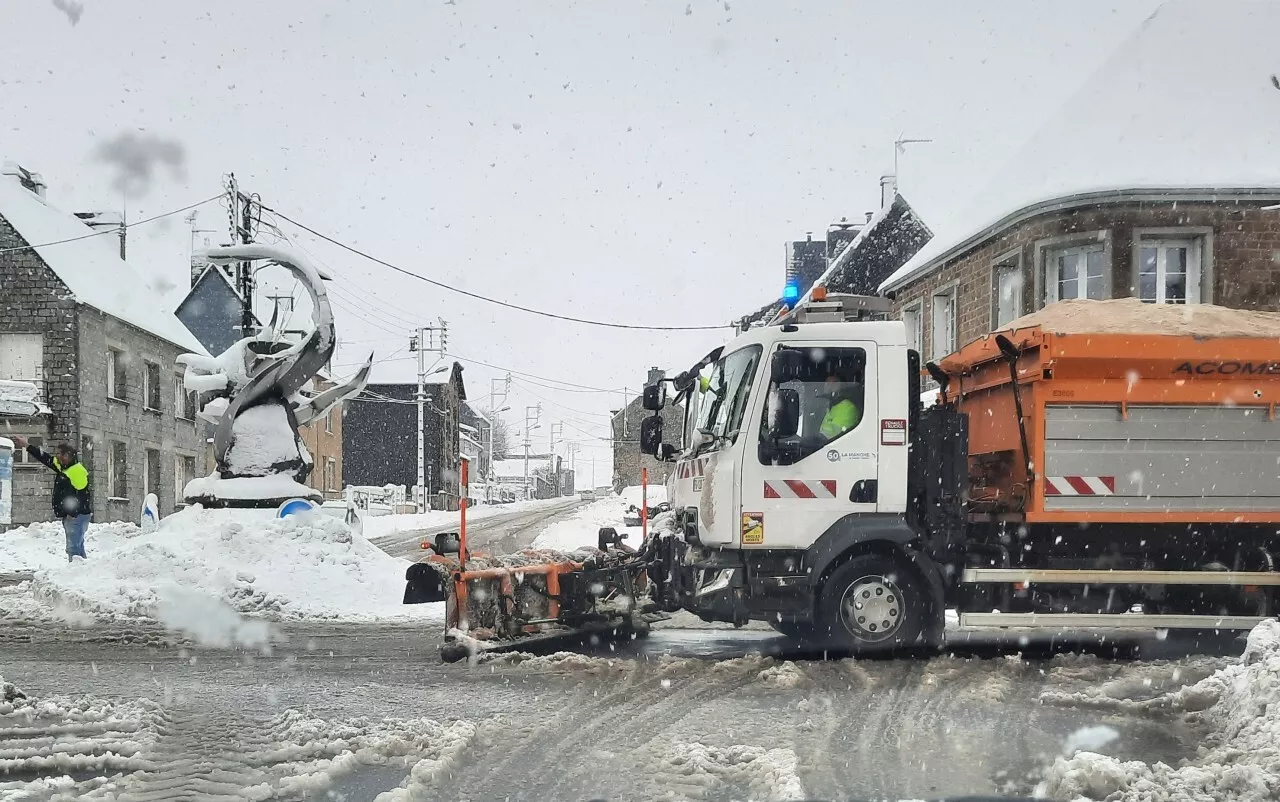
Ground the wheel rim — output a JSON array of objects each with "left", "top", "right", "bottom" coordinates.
[{"left": 839, "top": 575, "right": 904, "bottom": 642}]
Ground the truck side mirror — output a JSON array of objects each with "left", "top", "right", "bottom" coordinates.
[
  {"left": 658, "top": 443, "right": 678, "bottom": 461},
  {"left": 643, "top": 383, "right": 666, "bottom": 411},
  {"left": 639, "top": 415, "right": 664, "bottom": 456},
  {"left": 770, "top": 348, "right": 807, "bottom": 384},
  {"left": 772, "top": 388, "right": 800, "bottom": 438}
]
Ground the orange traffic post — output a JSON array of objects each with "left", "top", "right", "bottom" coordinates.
[
  {"left": 641, "top": 466, "right": 648, "bottom": 541},
  {"left": 459, "top": 459, "right": 469, "bottom": 565}
]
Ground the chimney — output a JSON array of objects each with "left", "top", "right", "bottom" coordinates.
[
  {"left": 2, "top": 161, "right": 47, "bottom": 198},
  {"left": 865, "top": 211, "right": 874, "bottom": 223},
  {"left": 74, "top": 211, "right": 127, "bottom": 259},
  {"left": 880, "top": 174, "right": 898, "bottom": 208},
  {"left": 646, "top": 366, "right": 665, "bottom": 385}
]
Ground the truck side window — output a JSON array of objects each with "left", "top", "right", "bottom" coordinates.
[{"left": 759, "top": 346, "right": 867, "bottom": 464}]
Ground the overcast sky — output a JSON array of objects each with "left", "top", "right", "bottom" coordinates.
[{"left": 0, "top": 0, "right": 1159, "bottom": 482}]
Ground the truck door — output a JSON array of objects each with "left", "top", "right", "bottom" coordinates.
[
  {"left": 687, "top": 345, "right": 764, "bottom": 545},
  {"left": 739, "top": 343, "right": 880, "bottom": 550}
]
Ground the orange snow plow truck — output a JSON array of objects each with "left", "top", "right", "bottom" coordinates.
[{"left": 407, "top": 297, "right": 1280, "bottom": 659}]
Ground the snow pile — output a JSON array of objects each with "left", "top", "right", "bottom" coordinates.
[
  {"left": 0, "top": 521, "right": 142, "bottom": 572},
  {"left": 657, "top": 741, "right": 806, "bottom": 801},
  {"left": 532, "top": 496, "right": 644, "bottom": 551},
  {"left": 1038, "top": 619, "right": 1280, "bottom": 801},
  {"left": 25, "top": 506, "right": 442, "bottom": 625},
  {"left": 757, "top": 660, "right": 807, "bottom": 689},
  {"left": 475, "top": 650, "right": 637, "bottom": 674},
  {"left": 617, "top": 484, "right": 668, "bottom": 509}
]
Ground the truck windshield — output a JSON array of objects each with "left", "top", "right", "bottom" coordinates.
[{"left": 693, "top": 346, "right": 762, "bottom": 449}]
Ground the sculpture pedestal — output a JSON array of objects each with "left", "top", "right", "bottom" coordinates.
[{"left": 184, "top": 475, "right": 323, "bottom": 509}]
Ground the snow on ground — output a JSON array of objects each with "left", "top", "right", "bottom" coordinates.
[
  {"left": 361, "top": 495, "right": 568, "bottom": 540},
  {"left": 0, "top": 672, "right": 478, "bottom": 801},
  {"left": 530, "top": 492, "right": 650, "bottom": 551},
  {"left": 14, "top": 506, "right": 443, "bottom": 632},
  {"left": 656, "top": 741, "right": 806, "bottom": 802},
  {"left": 1038, "top": 619, "right": 1280, "bottom": 801},
  {"left": 0, "top": 521, "right": 143, "bottom": 573}
]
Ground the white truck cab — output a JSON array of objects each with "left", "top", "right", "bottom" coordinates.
[{"left": 639, "top": 294, "right": 942, "bottom": 647}]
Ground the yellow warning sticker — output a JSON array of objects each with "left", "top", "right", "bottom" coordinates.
[{"left": 741, "top": 512, "right": 764, "bottom": 544}]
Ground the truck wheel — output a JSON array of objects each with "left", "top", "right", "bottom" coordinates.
[{"left": 815, "top": 553, "right": 932, "bottom": 653}]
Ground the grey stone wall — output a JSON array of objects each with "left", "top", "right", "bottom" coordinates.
[
  {"left": 77, "top": 308, "right": 204, "bottom": 521},
  {"left": 0, "top": 213, "right": 79, "bottom": 527},
  {"left": 611, "top": 395, "right": 683, "bottom": 491}
]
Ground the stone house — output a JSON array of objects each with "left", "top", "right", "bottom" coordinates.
[
  {"left": 342, "top": 362, "right": 467, "bottom": 509},
  {"left": 0, "top": 163, "right": 208, "bottom": 526},
  {"left": 611, "top": 367, "right": 683, "bottom": 490},
  {"left": 880, "top": 3, "right": 1280, "bottom": 359}
]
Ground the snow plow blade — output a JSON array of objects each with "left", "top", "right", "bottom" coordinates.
[{"left": 405, "top": 541, "right": 663, "bottom": 663}]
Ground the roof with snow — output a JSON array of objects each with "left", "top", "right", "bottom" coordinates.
[
  {"left": 881, "top": 0, "right": 1280, "bottom": 292},
  {"left": 366, "top": 360, "right": 466, "bottom": 397},
  {"left": 0, "top": 170, "right": 206, "bottom": 353},
  {"left": 743, "top": 195, "right": 931, "bottom": 327}
]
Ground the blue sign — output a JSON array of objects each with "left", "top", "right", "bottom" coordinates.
[{"left": 277, "top": 498, "right": 316, "bottom": 518}]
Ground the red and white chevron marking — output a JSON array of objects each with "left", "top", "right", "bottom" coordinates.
[
  {"left": 677, "top": 458, "right": 707, "bottom": 480},
  {"left": 1043, "top": 475, "right": 1116, "bottom": 496},
  {"left": 763, "top": 479, "right": 837, "bottom": 499}
]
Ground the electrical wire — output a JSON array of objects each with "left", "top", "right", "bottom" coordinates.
[
  {"left": 262, "top": 204, "right": 729, "bottom": 332},
  {"left": 0, "top": 194, "right": 225, "bottom": 255}
]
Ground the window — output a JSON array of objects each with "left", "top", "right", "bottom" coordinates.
[
  {"left": 1138, "top": 238, "right": 1203, "bottom": 304},
  {"left": 325, "top": 408, "right": 334, "bottom": 434},
  {"left": 175, "top": 455, "right": 195, "bottom": 508},
  {"left": 175, "top": 373, "right": 196, "bottom": 419},
  {"left": 931, "top": 286, "right": 957, "bottom": 359},
  {"left": 758, "top": 346, "right": 867, "bottom": 465},
  {"left": 143, "top": 362, "right": 162, "bottom": 411},
  {"left": 144, "top": 448, "right": 161, "bottom": 500},
  {"left": 901, "top": 301, "right": 923, "bottom": 354},
  {"left": 992, "top": 258, "right": 1024, "bottom": 328},
  {"left": 1045, "top": 243, "right": 1106, "bottom": 303},
  {"left": 693, "top": 346, "right": 762, "bottom": 448},
  {"left": 109, "top": 441, "right": 127, "bottom": 499},
  {"left": 107, "top": 348, "right": 127, "bottom": 401},
  {"left": 0, "top": 333, "right": 44, "bottom": 397},
  {"left": 12, "top": 435, "right": 44, "bottom": 467},
  {"left": 324, "top": 457, "right": 337, "bottom": 491}
]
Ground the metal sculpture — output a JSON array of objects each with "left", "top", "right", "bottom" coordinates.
[{"left": 177, "top": 244, "right": 372, "bottom": 507}]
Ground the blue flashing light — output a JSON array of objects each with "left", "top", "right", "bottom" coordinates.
[{"left": 782, "top": 282, "right": 801, "bottom": 305}]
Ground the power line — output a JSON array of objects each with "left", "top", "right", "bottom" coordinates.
[
  {"left": 262, "top": 204, "right": 728, "bottom": 332},
  {"left": 0, "top": 194, "right": 225, "bottom": 255},
  {"left": 449, "top": 352, "right": 625, "bottom": 393}
]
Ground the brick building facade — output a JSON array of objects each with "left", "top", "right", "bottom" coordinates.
[
  {"left": 885, "top": 195, "right": 1280, "bottom": 364},
  {"left": 298, "top": 376, "right": 344, "bottom": 500},
  {"left": 0, "top": 166, "right": 207, "bottom": 526}
]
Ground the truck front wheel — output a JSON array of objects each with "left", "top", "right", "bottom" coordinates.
[{"left": 815, "top": 553, "right": 933, "bottom": 653}]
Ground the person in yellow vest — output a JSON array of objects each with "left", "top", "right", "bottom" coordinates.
[
  {"left": 819, "top": 373, "right": 862, "bottom": 440},
  {"left": 12, "top": 436, "right": 92, "bottom": 562}
]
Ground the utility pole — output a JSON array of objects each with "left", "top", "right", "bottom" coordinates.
[
  {"left": 226, "top": 173, "right": 259, "bottom": 335},
  {"left": 485, "top": 374, "right": 511, "bottom": 502},
  {"left": 549, "top": 422, "right": 564, "bottom": 496},
  {"left": 410, "top": 322, "right": 450, "bottom": 511},
  {"left": 523, "top": 403, "right": 541, "bottom": 500}
]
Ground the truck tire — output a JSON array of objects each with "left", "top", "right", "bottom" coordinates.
[{"left": 814, "top": 553, "right": 934, "bottom": 654}]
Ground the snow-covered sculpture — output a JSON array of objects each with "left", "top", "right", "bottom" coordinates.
[{"left": 177, "top": 245, "right": 372, "bottom": 507}]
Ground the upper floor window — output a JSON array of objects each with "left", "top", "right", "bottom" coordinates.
[
  {"left": 0, "top": 333, "right": 44, "bottom": 397},
  {"left": 1045, "top": 243, "right": 1106, "bottom": 303},
  {"left": 901, "top": 301, "right": 923, "bottom": 354},
  {"left": 1137, "top": 237, "right": 1204, "bottom": 304},
  {"left": 931, "top": 285, "right": 957, "bottom": 359},
  {"left": 143, "top": 361, "right": 162, "bottom": 411},
  {"left": 991, "top": 257, "right": 1024, "bottom": 328},
  {"left": 107, "top": 348, "right": 127, "bottom": 401}
]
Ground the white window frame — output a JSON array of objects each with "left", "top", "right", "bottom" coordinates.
[
  {"left": 900, "top": 299, "right": 924, "bottom": 355},
  {"left": 1131, "top": 227, "right": 1212, "bottom": 305},
  {"left": 325, "top": 457, "right": 337, "bottom": 491},
  {"left": 930, "top": 282, "right": 959, "bottom": 360},
  {"left": 107, "top": 347, "right": 127, "bottom": 402},
  {"left": 143, "top": 361, "right": 162, "bottom": 411},
  {"left": 175, "top": 371, "right": 197, "bottom": 420},
  {"left": 1035, "top": 231, "right": 1112, "bottom": 308},
  {"left": 325, "top": 408, "right": 334, "bottom": 434},
  {"left": 990, "top": 249, "right": 1024, "bottom": 329},
  {"left": 0, "top": 333, "right": 44, "bottom": 397}
]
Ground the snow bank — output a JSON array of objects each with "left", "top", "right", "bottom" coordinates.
[
  {"left": 531, "top": 496, "right": 642, "bottom": 551},
  {"left": 617, "top": 484, "right": 668, "bottom": 509},
  {"left": 361, "top": 497, "right": 566, "bottom": 541},
  {"left": 1038, "top": 619, "right": 1280, "bottom": 801},
  {"left": 0, "top": 521, "right": 143, "bottom": 572},
  {"left": 24, "top": 506, "right": 442, "bottom": 626}
]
